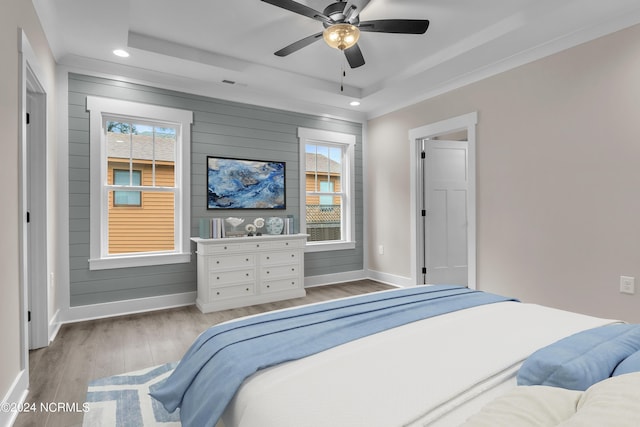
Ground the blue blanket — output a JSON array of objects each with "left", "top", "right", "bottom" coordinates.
[{"left": 151, "top": 285, "right": 516, "bottom": 427}]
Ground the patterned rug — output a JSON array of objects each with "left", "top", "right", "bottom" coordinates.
[{"left": 83, "top": 362, "right": 179, "bottom": 426}]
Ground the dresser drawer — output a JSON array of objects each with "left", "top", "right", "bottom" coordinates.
[
  {"left": 261, "top": 277, "right": 301, "bottom": 293},
  {"left": 201, "top": 243, "right": 244, "bottom": 255},
  {"left": 243, "top": 241, "right": 269, "bottom": 250},
  {"left": 261, "top": 251, "right": 299, "bottom": 265},
  {"left": 262, "top": 264, "right": 299, "bottom": 279},
  {"left": 209, "top": 254, "right": 255, "bottom": 271},
  {"left": 268, "top": 239, "right": 302, "bottom": 249},
  {"left": 209, "top": 269, "right": 255, "bottom": 286},
  {"left": 210, "top": 284, "right": 255, "bottom": 300}
]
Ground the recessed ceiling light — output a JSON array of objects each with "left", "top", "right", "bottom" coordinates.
[
  {"left": 350, "top": 101, "right": 361, "bottom": 106},
  {"left": 113, "top": 49, "right": 130, "bottom": 58}
]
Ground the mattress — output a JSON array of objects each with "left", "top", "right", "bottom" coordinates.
[{"left": 219, "top": 301, "right": 617, "bottom": 427}]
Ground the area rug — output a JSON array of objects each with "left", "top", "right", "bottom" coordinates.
[{"left": 83, "top": 362, "right": 179, "bottom": 426}]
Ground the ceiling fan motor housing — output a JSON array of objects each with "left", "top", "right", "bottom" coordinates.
[{"left": 322, "top": 2, "right": 360, "bottom": 27}]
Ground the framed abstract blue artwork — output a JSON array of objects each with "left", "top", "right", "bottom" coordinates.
[{"left": 207, "top": 156, "right": 286, "bottom": 209}]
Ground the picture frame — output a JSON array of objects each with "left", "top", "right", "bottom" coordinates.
[{"left": 206, "top": 156, "right": 286, "bottom": 210}]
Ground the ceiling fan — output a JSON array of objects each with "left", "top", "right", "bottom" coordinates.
[{"left": 261, "top": 0, "right": 430, "bottom": 68}]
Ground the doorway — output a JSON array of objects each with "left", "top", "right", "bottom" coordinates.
[{"left": 408, "top": 112, "right": 477, "bottom": 288}]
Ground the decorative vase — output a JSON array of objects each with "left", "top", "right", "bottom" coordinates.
[{"left": 265, "top": 217, "right": 284, "bottom": 235}]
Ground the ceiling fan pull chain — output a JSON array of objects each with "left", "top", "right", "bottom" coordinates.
[
  {"left": 340, "top": 57, "right": 345, "bottom": 92},
  {"left": 340, "top": 58, "right": 346, "bottom": 92}
]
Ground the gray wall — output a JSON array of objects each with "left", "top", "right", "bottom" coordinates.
[{"left": 68, "top": 73, "right": 363, "bottom": 307}]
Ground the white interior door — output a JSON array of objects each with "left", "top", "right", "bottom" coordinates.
[
  {"left": 423, "top": 140, "right": 468, "bottom": 285},
  {"left": 26, "top": 84, "right": 48, "bottom": 349}
]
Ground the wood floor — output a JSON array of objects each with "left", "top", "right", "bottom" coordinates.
[{"left": 15, "top": 280, "right": 392, "bottom": 427}]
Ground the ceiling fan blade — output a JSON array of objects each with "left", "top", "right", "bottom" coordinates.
[
  {"left": 343, "top": 0, "right": 372, "bottom": 23},
  {"left": 344, "top": 43, "right": 365, "bottom": 68},
  {"left": 261, "top": 0, "right": 333, "bottom": 24},
  {"left": 358, "top": 19, "right": 430, "bottom": 34},
  {"left": 274, "top": 32, "right": 324, "bottom": 57}
]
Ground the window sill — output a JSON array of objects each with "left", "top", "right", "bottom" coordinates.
[
  {"left": 89, "top": 252, "right": 191, "bottom": 270},
  {"left": 304, "top": 241, "right": 356, "bottom": 253}
]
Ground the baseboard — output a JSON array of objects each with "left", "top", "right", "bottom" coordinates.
[
  {"left": 304, "top": 270, "right": 367, "bottom": 288},
  {"left": 48, "top": 309, "right": 61, "bottom": 344},
  {"left": 60, "top": 272, "right": 410, "bottom": 324},
  {"left": 0, "top": 369, "right": 28, "bottom": 427},
  {"left": 366, "top": 269, "right": 415, "bottom": 288},
  {"left": 304, "top": 269, "right": 416, "bottom": 289},
  {"left": 61, "top": 291, "right": 197, "bottom": 324}
]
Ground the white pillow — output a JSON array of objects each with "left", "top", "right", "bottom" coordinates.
[
  {"left": 560, "top": 372, "right": 640, "bottom": 427},
  {"left": 461, "top": 386, "right": 581, "bottom": 427},
  {"left": 462, "top": 373, "right": 640, "bottom": 427}
]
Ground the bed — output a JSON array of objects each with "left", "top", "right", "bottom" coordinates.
[{"left": 151, "top": 285, "right": 619, "bottom": 427}]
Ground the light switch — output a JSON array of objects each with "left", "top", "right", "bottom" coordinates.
[{"left": 620, "top": 276, "right": 635, "bottom": 295}]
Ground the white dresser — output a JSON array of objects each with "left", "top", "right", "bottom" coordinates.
[{"left": 192, "top": 234, "right": 307, "bottom": 313}]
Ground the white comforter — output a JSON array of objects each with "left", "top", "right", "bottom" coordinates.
[{"left": 220, "top": 301, "right": 616, "bottom": 427}]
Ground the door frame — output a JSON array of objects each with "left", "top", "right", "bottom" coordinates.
[
  {"left": 19, "top": 29, "right": 50, "bottom": 363},
  {"left": 408, "top": 112, "right": 477, "bottom": 288}
]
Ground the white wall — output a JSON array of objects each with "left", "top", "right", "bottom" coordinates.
[
  {"left": 367, "top": 23, "right": 640, "bottom": 323},
  {"left": 0, "top": 0, "right": 57, "bottom": 414}
]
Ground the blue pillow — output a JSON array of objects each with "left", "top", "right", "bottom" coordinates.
[
  {"left": 613, "top": 349, "right": 640, "bottom": 376},
  {"left": 517, "top": 324, "right": 640, "bottom": 391}
]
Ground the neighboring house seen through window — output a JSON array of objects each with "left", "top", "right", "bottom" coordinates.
[
  {"left": 298, "top": 127, "right": 356, "bottom": 252},
  {"left": 87, "top": 96, "right": 193, "bottom": 270}
]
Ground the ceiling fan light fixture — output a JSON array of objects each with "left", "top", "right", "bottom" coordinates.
[{"left": 323, "top": 23, "right": 360, "bottom": 50}]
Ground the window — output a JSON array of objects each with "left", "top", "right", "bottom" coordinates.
[
  {"left": 298, "top": 127, "right": 355, "bottom": 252},
  {"left": 87, "top": 96, "right": 192, "bottom": 270},
  {"left": 113, "top": 169, "right": 141, "bottom": 206}
]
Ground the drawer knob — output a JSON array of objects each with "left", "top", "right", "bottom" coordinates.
[
  {"left": 267, "top": 285, "right": 270, "bottom": 288},
  {"left": 246, "top": 258, "right": 249, "bottom": 261},
  {"left": 291, "top": 268, "right": 295, "bottom": 271},
  {"left": 246, "top": 288, "right": 250, "bottom": 291},
  {"left": 216, "top": 261, "right": 220, "bottom": 264},
  {"left": 291, "top": 254, "right": 295, "bottom": 258},
  {"left": 216, "top": 276, "right": 220, "bottom": 280},
  {"left": 266, "top": 271, "right": 270, "bottom": 274},
  {"left": 224, "top": 246, "right": 227, "bottom": 249},
  {"left": 246, "top": 273, "right": 249, "bottom": 276},
  {"left": 216, "top": 291, "right": 220, "bottom": 295},
  {"left": 266, "top": 256, "right": 270, "bottom": 260}
]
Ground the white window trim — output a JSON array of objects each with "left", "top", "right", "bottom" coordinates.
[
  {"left": 298, "top": 127, "right": 356, "bottom": 252},
  {"left": 87, "top": 96, "right": 193, "bottom": 270}
]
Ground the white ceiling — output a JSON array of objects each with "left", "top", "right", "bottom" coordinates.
[{"left": 33, "top": 0, "right": 640, "bottom": 120}]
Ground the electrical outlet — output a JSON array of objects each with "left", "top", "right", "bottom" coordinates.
[
  {"left": 378, "top": 245, "right": 384, "bottom": 255},
  {"left": 620, "top": 276, "right": 635, "bottom": 295}
]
